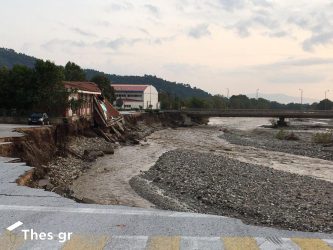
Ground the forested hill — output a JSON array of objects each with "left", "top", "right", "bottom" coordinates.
[
  {"left": 0, "top": 48, "right": 212, "bottom": 99},
  {"left": 0, "top": 48, "right": 37, "bottom": 68},
  {"left": 85, "top": 69, "right": 211, "bottom": 99}
]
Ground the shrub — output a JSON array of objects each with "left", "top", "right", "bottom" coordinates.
[
  {"left": 275, "top": 130, "right": 299, "bottom": 141},
  {"left": 312, "top": 131, "right": 333, "bottom": 144},
  {"left": 284, "top": 132, "right": 299, "bottom": 141},
  {"left": 275, "top": 130, "right": 286, "bottom": 140}
]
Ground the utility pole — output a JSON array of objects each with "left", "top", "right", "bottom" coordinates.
[
  {"left": 325, "top": 90, "right": 330, "bottom": 110},
  {"left": 325, "top": 89, "right": 330, "bottom": 100},
  {"left": 299, "top": 89, "right": 303, "bottom": 105},
  {"left": 299, "top": 89, "right": 303, "bottom": 110}
]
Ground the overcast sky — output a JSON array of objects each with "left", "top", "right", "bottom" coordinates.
[{"left": 1, "top": 0, "right": 333, "bottom": 101}]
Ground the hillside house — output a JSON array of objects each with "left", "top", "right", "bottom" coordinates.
[
  {"left": 112, "top": 84, "right": 160, "bottom": 110},
  {"left": 63, "top": 81, "right": 101, "bottom": 120},
  {"left": 63, "top": 81, "right": 120, "bottom": 126}
]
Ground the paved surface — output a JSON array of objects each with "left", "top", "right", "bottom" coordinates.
[
  {"left": 0, "top": 124, "right": 37, "bottom": 139},
  {"left": 0, "top": 125, "right": 332, "bottom": 249}
]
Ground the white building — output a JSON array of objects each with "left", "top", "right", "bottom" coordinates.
[{"left": 112, "top": 84, "right": 160, "bottom": 110}]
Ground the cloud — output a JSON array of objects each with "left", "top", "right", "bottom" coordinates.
[
  {"left": 70, "top": 27, "right": 96, "bottom": 37},
  {"left": 106, "top": 2, "right": 133, "bottom": 12},
  {"left": 42, "top": 39, "right": 86, "bottom": 51},
  {"left": 144, "top": 4, "right": 160, "bottom": 17},
  {"left": 94, "top": 35, "right": 176, "bottom": 50},
  {"left": 266, "top": 31, "right": 288, "bottom": 38},
  {"left": 268, "top": 73, "right": 324, "bottom": 84},
  {"left": 216, "top": 0, "right": 272, "bottom": 11},
  {"left": 286, "top": 3, "right": 333, "bottom": 51},
  {"left": 303, "top": 32, "right": 333, "bottom": 52},
  {"left": 217, "top": 0, "right": 245, "bottom": 11},
  {"left": 188, "top": 24, "right": 211, "bottom": 39},
  {"left": 94, "top": 38, "right": 143, "bottom": 50},
  {"left": 227, "top": 9, "right": 280, "bottom": 37},
  {"left": 255, "top": 57, "right": 333, "bottom": 69},
  {"left": 251, "top": 0, "right": 272, "bottom": 8}
]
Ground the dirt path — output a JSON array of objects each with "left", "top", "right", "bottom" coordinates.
[{"left": 71, "top": 120, "right": 333, "bottom": 207}]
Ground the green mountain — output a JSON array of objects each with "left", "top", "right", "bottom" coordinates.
[
  {"left": 0, "top": 48, "right": 211, "bottom": 99},
  {"left": 85, "top": 69, "right": 211, "bottom": 98},
  {"left": 0, "top": 48, "right": 37, "bottom": 68}
]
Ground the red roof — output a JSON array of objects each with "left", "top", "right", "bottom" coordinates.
[
  {"left": 64, "top": 81, "right": 101, "bottom": 94},
  {"left": 112, "top": 84, "right": 149, "bottom": 92}
]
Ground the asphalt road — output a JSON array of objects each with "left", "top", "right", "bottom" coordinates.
[
  {"left": 0, "top": 124, "right": 38, "bottom": 139},
  {"left": 0, "top": 125, "right": 332, "bottom": 249}
]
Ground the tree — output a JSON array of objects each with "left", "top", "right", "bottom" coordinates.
[
  {"left": 64, "top": 61, "right": 86, "bottom": 81},
  {"left": 0, "top": 67, "right": 10, "bottom": 110},
  {"left": 33, "top": 60, "right": 68, "bottom": 115},
  {"left": 317, "top": 99, "right": 333, "bottom": 110},
  {"left": 90, "top": 74, "right": 115, "bottom": 102},
  {"left": 186, "top": 97, "right": 208, "bottom": 109}
]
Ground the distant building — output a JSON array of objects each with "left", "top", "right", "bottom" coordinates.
[{"left": 112, "top": 84, "right": 160, "bottom": 110}]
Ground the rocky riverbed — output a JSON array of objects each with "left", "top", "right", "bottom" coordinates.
[
  {"left": 222, "top": 126, "right": 333, "bottom": 161},
  {"left": 132, "top": 149, "right": 333, "bottom": 233}
]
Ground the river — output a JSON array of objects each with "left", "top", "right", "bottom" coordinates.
[{"left": 70, "top": 117, "right": 333, "bottom": 208}]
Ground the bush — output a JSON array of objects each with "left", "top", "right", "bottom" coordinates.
[
  {"left": 312, "top": 131, "right": 333, "bottom": 144},
  {"left": 275, "top": 130, "right": 299, "bottom": 141},
  {"left": 275, "top": 130, "right": 286, "bottom": 140}
]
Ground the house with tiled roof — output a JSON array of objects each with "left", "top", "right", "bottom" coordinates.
[
  {"left": 63, "top": 81, "right": 120, "bottom": 125},
  {"left": 112, "top": 84, "right": 160, "bottom": 110}
]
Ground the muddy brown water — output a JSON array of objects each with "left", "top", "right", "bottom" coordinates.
[{"left": 70, "top": 118, "right": 333, "bottom": 208}]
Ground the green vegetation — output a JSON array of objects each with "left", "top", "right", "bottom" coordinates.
[
  {"left": 64, "top": 62, "right": 86, "bottom": 81},
  {"left": 312, "top": 131, "right": 333, "bottom": 144},
  {"left": 90, "top": 74, "right": 115, "bottom": 102},
  {"left": 0, "top": 60, "right": 69, "bottom": 116},
  {"left": 0, "top": 48, "right": 36, "bottom": 69},
  {"left": 275, "top": 130, "right": 299, "bottom": 141}
]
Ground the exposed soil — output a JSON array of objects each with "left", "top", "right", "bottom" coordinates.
[{"left": 134, "top": 149, "right": 333, "bottom": 233}]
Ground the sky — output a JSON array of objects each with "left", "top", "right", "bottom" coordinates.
[{"left": 1, "top": 0, "right": 333, "bottom": 101}]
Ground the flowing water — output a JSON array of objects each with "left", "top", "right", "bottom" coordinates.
[{"left": 71, "top": 118, "right": 333, "bottom": 208}]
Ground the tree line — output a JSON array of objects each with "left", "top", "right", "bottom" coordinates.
[
  {"left": 0, "top": 59, "right": 332, "bottom": 117},
  {"left": 0, "top": 60, "right": 115, "bottom": 116},
  {"left": 161, "top": 93, "right": 333, "bottom": 110}
]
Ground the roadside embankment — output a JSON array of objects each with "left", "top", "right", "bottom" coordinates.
[{"left": 131, "top": 149, "right": 333, "bottom": 233}]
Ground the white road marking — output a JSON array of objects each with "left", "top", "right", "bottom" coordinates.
[
  {"left": 181, "top": 236, "right": 223, "bottom": 250},
  {"left": 256, "top": 237, "right": 301, "bottom": 250},
  {"left": 0, "top": 205, "right": 215, "bottom": 218},
  {"left": 6, "top": 221, "right": 23, "bottom": 231}
]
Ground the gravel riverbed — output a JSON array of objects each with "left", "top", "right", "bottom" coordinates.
[
  {"left": 134, "top": 149, "right": 333, "bottom": 233},
  {"left": 222, "top": 130, "right": 333, "bottom": 161}
]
